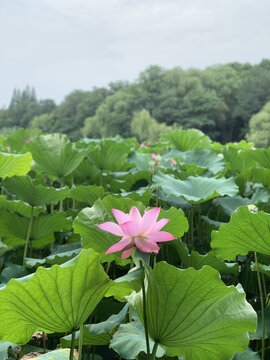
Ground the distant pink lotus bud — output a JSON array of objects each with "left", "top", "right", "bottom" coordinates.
[
  {"left": 24, "top": 138, "right": 30, "bottom": 143},
  {"left": 252, "top": 146, "right": 256, "bottom": 150},
  {"left": 97, "top": 206, "right": 175, "bottom": 259},
  {"left": 234, "top": 142, "right": 238, "bottom": 145},
  {"left": 7, "top": 146, "right": 11, "bottom": 152},
  {"left": 212, "top": 197, "right": 220, "bottom": 205},
  {"left": 139, "top": 143, "right": 150, "bottom": 149},
  {"left": 170, "top": 158, "right": 177, "bottom": 166}
]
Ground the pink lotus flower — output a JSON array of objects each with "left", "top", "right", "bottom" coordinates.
[
  {"left": 24, "top": 138, "right": 30, "bottom": 143},
  {"left": 97, "top": 206, "right": 175, "bottom": 259},
  {"left": 170, "top": 158, "right": 176, "bottom": 167},
  {"left": 7, "top": 146, "right": 11, "bottom": 152}
]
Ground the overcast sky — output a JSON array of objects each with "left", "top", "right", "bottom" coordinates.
[{"left": 1, "top": 0, "right": 270, "bottom": 107}]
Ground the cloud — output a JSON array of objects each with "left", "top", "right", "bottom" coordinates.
[{"left": 1, "top": 0, "right": 270, "bottom": 105}]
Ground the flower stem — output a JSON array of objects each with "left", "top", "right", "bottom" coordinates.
[
  {"left": 150, "top": 342, "right": 158, "bottom": 360},
  {"left": 78, "top": 324, "right": 83, "bottom": 360},
  {"left": 140, "top": 260, "right": 150, "bottom": 359},
  {"left": 23, "top": 205, "right": 34, "bottom": 268},
  {"left": 255, "top": 252, "right": 265, "bottom": 360},
  {"left": 69, "top": 330, "right": 76, "bottom": 360},
  {"left": 59, "top": 177, "right": 64, "bottom": 211},
  {"left": 42, "top": 332, "right": 47, "bottom": 354}
]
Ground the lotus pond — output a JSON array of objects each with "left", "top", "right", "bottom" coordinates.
[{"left": 0, "top": 128, "right": 270, "bottom": 360}]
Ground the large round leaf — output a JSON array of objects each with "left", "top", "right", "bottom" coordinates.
[
  {"left": 164, "top": 148, "right": 225, "bottom": 175},
  {"left": 3, "top": 128, "right": 41, "bottom": 152},
  {"left": 129, "top": 262, "right": 256, "bottom": 360},
  {"left": 70, "top": 185, "right": 104, "bottom": 205},
  {"left": 0, "top": 209, "right": 70, "bottom": 249},
  {"left": 0, "top": 249, "right": 111, "bottom": 344},
  {"left": 162, "top": 129, "right": 212, "bottom": 151},
  {"left": 211, "top": 206, "right": 270, "bottom": 260},
  {"left": 25, "top": 134, "right": 88, "bottom": 178},
  {"left": 152, "top": 172, "right": 238, "bottom": 204},
  {"left": 61, "top": 304, "right": 128, "bottom": 347},
  {"left": 110, "top": 315, "right": 165, "bottom": 359},
  {"left": 85, "top": 138, "right": 132, "bottom": 171},
  {"left": 0, "top": 152, "right": 32, "bottom": 178},
  {"left": 0, "top": 195, "right": 45, "bottom": 217},
  {"left": 3, "top": 176, "right": 70, "bottom": 206},
  {"left": 172, "top": 240, "right": 239, "bottom": 275}
]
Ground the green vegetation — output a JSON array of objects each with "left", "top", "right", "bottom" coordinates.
[
  {"left": 246, "top": 102, "right": 270, "bottom": 148},
  {"left": 0, "top": 128, "right": 270, "bottom": 359},
  {"left": 2, "top": 60, "right": 270, "bottom": 144}
]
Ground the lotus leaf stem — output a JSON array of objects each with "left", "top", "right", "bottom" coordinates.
[
  {"left": 140, "top": 260, "right": 151, "bottom": 359},
  {"left": 23, "top": 205, "right": 34, "bottom": 268},
  {"left": 255, "top": 252, "right": 265, "bottom": 360}
]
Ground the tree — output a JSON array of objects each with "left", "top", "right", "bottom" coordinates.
[
  {"left": 233, "top": 62, "right": 270, "bottom": 140},
  {"left": 82, "top": 91, "right": 135, "bottom": 138},
  {"left": 6, "top": 86, "right": 56, "bottom": 130},
  {"left": 131, "top": 109, "right": 176, "bottom": 143},
  {"left": 246, "top": 102, "right": 270, "bottom": 148},
  {"left": 30, "top": 113, "right": 54, "bottom": 133},
  {"left": 8, "top": 86, "right": 38, "bottom": 128},
  {"left": 51, "top": 88, "right": 109, "bottom": 140}
]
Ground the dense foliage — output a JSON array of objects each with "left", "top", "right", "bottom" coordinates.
[
  {"left": 0, "top": 128, "right": 270, "bottom": 360},
  {"left": 1, "top": 60, "right": 270, "bottom": 143}
]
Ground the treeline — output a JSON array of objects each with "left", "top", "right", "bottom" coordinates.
[{"left": 1, "top": 59, "right": 270, "bottom": 143}]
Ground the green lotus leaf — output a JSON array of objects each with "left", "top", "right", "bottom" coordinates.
[
  {"left": 106, "top": 170, "right": 151, "bottom": 193},
  {"left": 249, "top": 307, "right": 270, "bottom": 340},
  {"left": 3, "top": 128, "right": 41, "bottom": 152},
  {"left": 25, "top": 133, "right": 88, "bottom": 178},
  {"left": 251, "top": 262, "right": 270, "bottom": 278},
  {"left": 0, "top": 249, "right": 111, "bottom": 344},
  {"left": 3, "top": 175, "right": 70, "bottom": 206},
  {"left": 250, "top": 167, "right": 270, "bottom": 188},
  {"left": 86, "top": 138, "right": 132, "bottom": 171},
  {"left": 171, "top": 240, "right": 239, "bottom": 275},
  {"left": 25, "top": 246, "right": 81, "bottom": 268},
  {"left": 159, "top": 207, "right": 189, "bottom": 238},
  {"left": 211, "top": 206, "right": 270, "bottom": 261},
  {"left": 218, "top": 187, "right": 269, "bottom": 216},
  {"left": 0, "top": 340, "right": 18, "bottom": 360},
  {"left": 72, "top": 158, "right": 101, "bottom": 185},
  {"left": 0, "top": 152, "right": 32, "bottom": 178},
  {"left": 242, "top": 148, "right": 270, "bottom": 169},
  {"left": 60, "top": 304, "right": 128, "bottom": 347},
  {"left": 0, "top": 209, "right": 70, "bottom": 249},
  {"left": 106, "top": 267, "right": 142, "bottom": 301},
  {"left": 0, "top": 264, "right": 30, "bottom": 284},
  {"left": 118, "top": 188, "right": 152, "bottom": 206},
  {"left": 152, "top": 172, "right": 238, "bottom": 204},
  {"left": 233, "top": 348, "right": 260, "bottom": 360},
  {"left": 0, "top": 195, "right": 45, "bottom": 216},
  {"left": 218, "top": 196, "right": 251, "bottom": 216},
  {"left": 24, "top": 349, "right": 76, "bottom": 360},
  {"left": 128, "top": 152, "right": 152, "bottom": 172},
  {"left": 0, "top": 240, "right": 11, "bottom": 257},
  {"left": 70, "top": 185, "right": 104, "bottom": 205},
  {"left": 129, "top": 262, "right": 256, "bottom": 360},
  {"left": 110, "top": 315, "right": 165, "bottom": 359},
  {"left": 224, "top": 147, "right": 256, "bottom": 174},
  {"left": 162, "top": 129, "right": 212, "bottom": 151},
  {"left": 164, "top": 148, "right": 225, "bottom": 174},
  {"left": 157, "top": 188, "right": 191, "bottom": 209},
  {"left": 73, "top": 196, "right": 145, "bottom": 262}
]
